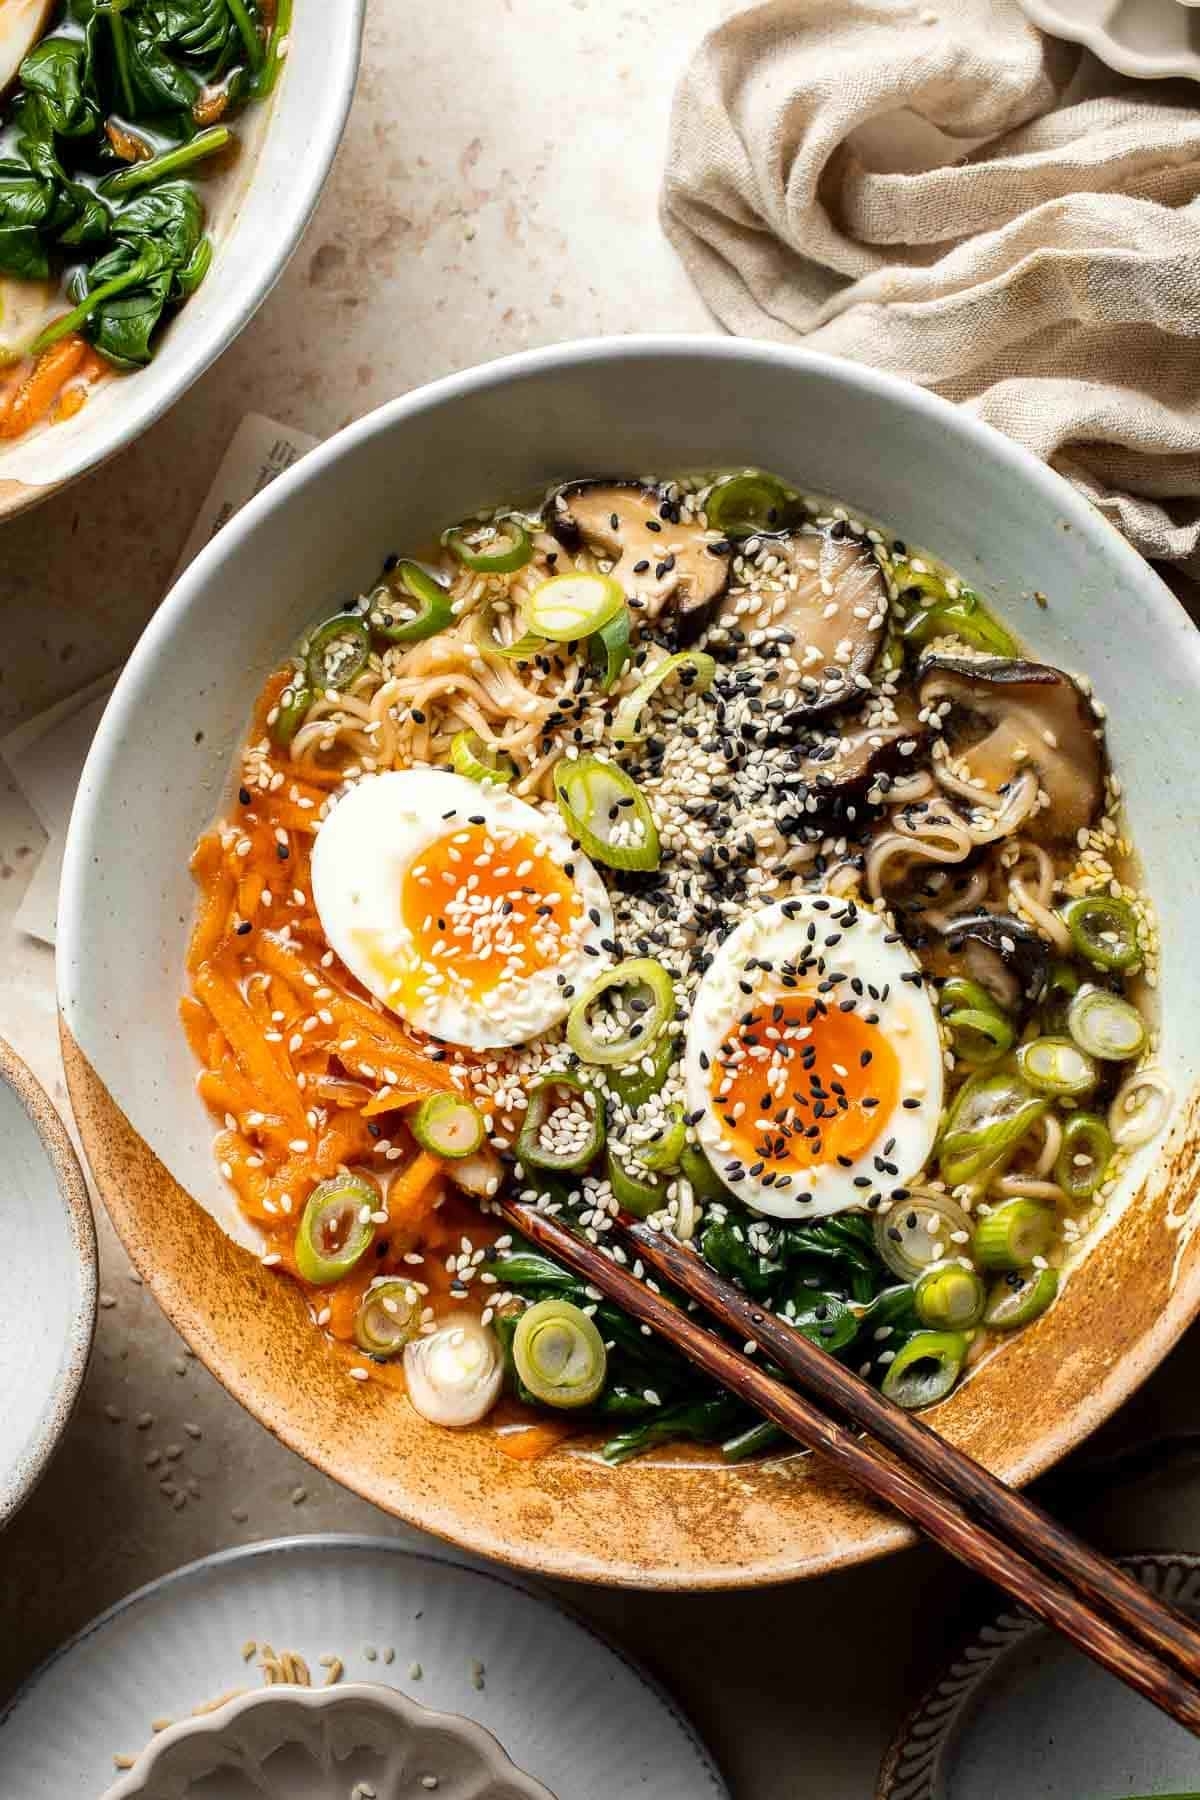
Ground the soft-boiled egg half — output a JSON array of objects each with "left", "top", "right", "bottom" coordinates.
[
  {"left": 684, "top": 896, "right": 944, "bottom": 1221},
  {"left": 311, "top": 770, "right": 614, "bottom": 1049}
]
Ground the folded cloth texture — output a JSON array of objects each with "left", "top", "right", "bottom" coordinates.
[{"left": 662, "top": 0, "right": 1200, "bottom": 571}]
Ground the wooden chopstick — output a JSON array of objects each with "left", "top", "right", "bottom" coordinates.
[{"left": 499, "top": 1195, "right": 1200, "bottom": 1735}]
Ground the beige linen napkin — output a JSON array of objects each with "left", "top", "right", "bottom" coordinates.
[{"left": 662, "top": 0, "right": 1200, "bottom": 570}]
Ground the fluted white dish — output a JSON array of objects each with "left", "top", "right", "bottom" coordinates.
[
  {"left": 0, "top": 1536, "right": 727, "bottom": 1799},
  {"left": 1018, "top": 0, "right": 1200, "bottom": 80},
  {"left": 102, "top": 1683, "right": 555, "bottom": 1800}
]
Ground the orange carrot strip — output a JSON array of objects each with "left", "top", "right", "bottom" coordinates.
[
  {"left": 54, "top": 385, "right": 88, "bottom": 423},
  {"left": 324, "top": 1267, "right": 376, "bottom": 1339},
  {"left": 0, "top": 336, "right": 87, "bottom": 439},
  {"left": 194, "top": 961, "right": 307, "bottom": 1131},
  {"left": 387, "top": 1151, "right": 443, "bottom": 1230},
  {"left": 497, "top": 1422, "right": 572, "bottom": 1461},
  {"left": 361, "top": 1085, "right": 431, "bottom": 1117},
  {"left": 179, "top": 994, "right": 215, "bottom": 1065},
  {"left": 257, "top": 933, "right": 453, "bottom": 1092},
  {"left": 213, "top": 1128, "right": 274, "bottom": 1222},
  {"left": 237, "top": 867, "right": 264, "bottom": 919}
]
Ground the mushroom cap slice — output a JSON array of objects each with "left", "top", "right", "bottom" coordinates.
[
  {"left": 918, "top": 655, "right": 1105, "bottom": 849},
  {"left": 548, "top": 481, "right": 730, "bottom": 641},
  {"left": 932, "top": 911, "right": 1049, "bottom": 1010},
  {"left": 723, "top": 527, "right": 888, "bottom": 718},
  {"left": 788, "top": 694, "right": 926, "bottom": 810}
]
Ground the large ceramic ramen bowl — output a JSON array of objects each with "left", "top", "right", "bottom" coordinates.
[
  {"left": 0, "top": 0, "right": 363, "bottom": 518},
  {"left": 57, "top": 338, "right": 1200, "bottom": 1588}
]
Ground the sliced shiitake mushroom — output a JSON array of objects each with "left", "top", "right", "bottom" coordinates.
[
  {"left": 547, "top": 481, "right": 730, "bottom": 641},
  {"left": 917, "top": 656, "right": 1104, "bottom": 848},
  {"left": 788, "top": 696, "right": 926, "bottom": 813},
  {"left": 927, "top": 911, "right": 1049, "bottom": 1012},
  {"left": 723, "top": 526, "right": 888, "bottom": 718}
]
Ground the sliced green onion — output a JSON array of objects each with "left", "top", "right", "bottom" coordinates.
[
  {"left": 938, "top": 1070, "right": 1047, "bottom": 1187},
  {"left": 900, "top": 582, "right": 1018, "bottom": 656},
  {"left": 881, "top": 1331, "right": 967, "bottom": 1410},
  {"left": 516, "top": 1072, "right": 605, "bottom": 1173},
  {"left": 447, "top": 1143, "right": 504, "bottom": 1200},
  {"left": 555, "top": 754, "right": 660, "bottom": 872},
  {"left": 915, "top": 1264, "right": 986, "bottom": 1331},
  {"left": 636, "top": 1107, "right": 687, "bottom": 1171},
  {"left": 444, "top": 516, "right": 532, "bottom": 573},
  {"left": 269, "top": 669, "right": 312, "bottom": 748},
  {"left": 411, "top": 1092, "right": 485, "bottom": 1160},
  {"left": 704, "top": 471, "right": 797, "bottom": 538},
  {"left": 590, "top": 606, "right": 631, "bottom": 693},
  {"left": 1061, "top": 894, "right": 1142, "bottom": 972},
  {"left": 370, "top": 562, "right": 454, "bottom": 644},
  {"left": 679, "top": 1142, "right": 730, "bottom": 1204},
  {"left": 524, "top": 571, "right": 624, "bottom": 642},
  {"left": 1016, "top": 1036, "right": 1099, "bottom": 1099},
  {"left": 604, "top": 1031, "right": 676, "bottom": 1109},
  {"left": 984, "top": 1266, "right": 1059, "bottom": 1330},
  {"left": 404, "top": 1314, "right": 503, "bottom": 1426},
  {"left": 1110, "top": 1067, "right": 1173, "bottom": 1151},
  {"left": 973, "top": 1199, "right": 1054, "bottom": 1271},
  {"left": 450, "top": 729, "right": 515, "bottom": 785},
  {"left": 354, "top": 1277, "right": 419, "bottom": 1359},
  {"left": 512, "top": 1298, "right": 607, "bottom": 1409},
  {"left": 611, "top": 651, "right": 716, "bottom": 745},
  {"left": 472, "top": 601, "right": 545, "bottom": 662},
  {"left": 948, "top": 1007, "right": 1014, "bottom": 1065},
  {"left": 874, "top": 1191, "right": 974, "bottom": 1282},
  {"left": 1055, "top": 1111, "right": 1113, "bottom": 1202},
  {"left": 566, "top": 958, "right": 675, "bottom": 1067},
  {"left": 1067, "top": 986, "right": 1147, "bottom": 1062},
  {"left": 1040, "top": 959, "right": 1082, "bottom": 1035},
  {"left": 305, "top": 614, "right": 371, "bottom": 692},
  {"left": 606, "top": 1146, "right": 667, "bottom": 1219},
  {"left": 294, "top": 1173, "right": 378, "bottom": 1286},
  {"left": 939, "top": 976, "right": 1014, "bottom": 1066}
]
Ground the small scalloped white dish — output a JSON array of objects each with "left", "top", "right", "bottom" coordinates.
[{"left": 101, "top": 1683, "right": 557, "bottom": 1800}]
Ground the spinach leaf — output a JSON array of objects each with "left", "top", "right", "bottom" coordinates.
[
  {"left": 19, "top": 34, "right": 100, "bottom": 137},
  {"left": 124, "top": 18, "right": 202, "bottom": 113},
  {"left": 696, "top": 1217, "right": 783, "bottom": 1299},
  {"left": 0, "top": 225, "right": 50, "bottom": 279}
]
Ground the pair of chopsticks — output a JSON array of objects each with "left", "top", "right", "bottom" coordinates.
[{"left": 498, "top": 1193, "right": 1200, "bottom": 1734}]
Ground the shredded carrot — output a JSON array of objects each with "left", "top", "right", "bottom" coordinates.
[
  {"left": 324, "top": 1267, "right": 375, "bottom": 1340},
  {"left": 387, "top": 1151, "right": 443, "bottom": 1230},
  {"left": 0, "top": 336, "right": 88, "bottom": 439},
  {"left": 194, "top": 961, "right": 307, "bottom": 1132},
  {"left": 497, "top": 1422, "right": 572, "bottom": 1461}
]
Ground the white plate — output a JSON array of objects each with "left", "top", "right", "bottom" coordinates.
[
  {"left": 1017, "top": 0, "right": 1200, "bottom": 81},
  {"left": 0, "top": 1535, "right": 728, "bottom": 1800},
  {"left": 878, "top": 1551, "right": 1200, "bottom": 1798}
]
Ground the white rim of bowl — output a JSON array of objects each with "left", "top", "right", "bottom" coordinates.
[
  {"left": 2, "top": 0, "right": 366, "bottom": 510},
  {"left": 0, "top": 1035, "right": 97, "bottom": 1528},
  {"left": 57, "top": 332, "right": 1200, "bottom": 1507}
]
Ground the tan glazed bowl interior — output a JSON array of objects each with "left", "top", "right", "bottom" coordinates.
[{"left": 58, "top": 338, "right": 1200, "bottom": 1589}]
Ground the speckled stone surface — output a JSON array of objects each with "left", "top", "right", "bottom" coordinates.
[{"left": 4, "top": 3, "right": 1200, "bottom": 1796}]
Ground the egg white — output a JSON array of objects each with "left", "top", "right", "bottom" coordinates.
[
  {"left": 311, "top": 769, "right": 613, "bottom": 1049},
  {"left": 684, "top": 896, "right": 944, "bottom": 1220}
]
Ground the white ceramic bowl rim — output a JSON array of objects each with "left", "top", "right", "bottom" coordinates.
[
  {"left": 56, "top": 335, "right": 1200, "bottom": 1583},
  {"left": 0, "top": 0, "right": 364, "bottom": 506},
  {"left": 0, "top": 1038, "right": 97, "bottom": 1529},
  {"left": 61, "top": 335, "right": 1200, "bottom": 734}
]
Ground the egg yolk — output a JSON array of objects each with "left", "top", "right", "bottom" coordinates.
[
  {"left": 391, "top": 823, "right": 583, "bottom": 1003},
  {"left": 710, "top": 996, "right": 900, "bottom": 1178}
]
